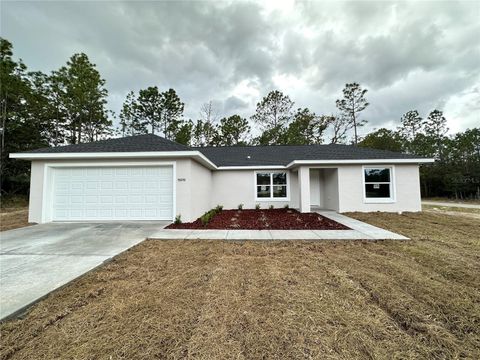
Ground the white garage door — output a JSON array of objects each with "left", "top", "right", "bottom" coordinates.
[{"left": 51, "top": 166, "right": 173, "bottom": 221}]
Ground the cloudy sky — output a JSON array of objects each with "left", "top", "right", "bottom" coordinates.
[{"left": 2, "top": 0, "right": 479, "bottom": 136}]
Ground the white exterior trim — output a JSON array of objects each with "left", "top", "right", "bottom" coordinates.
[
  {"left": 11, "top": 151, "right": 434, "bottom": 171},
  {"left": 218, "top": 165, "right": 286, "bottom": 170},
  {"left": 10, "top": 151, "right": 217, "bottom": 170},
  {"left": 209, "top": 158, "right": 433, "bottom": 170},
  {"left": 286, "top": 158, "right": 434, "bottom": 168},
  {"left": 362, "top": 165, "right": 396, "bottom": 204},
  {"left": 254, "top": 170, "right": 290, "bottom": 202},
  {"left": 216, "top": 158, "right": 433, "bottom": 170},
  {"left": 41, "top": 161, "right": 176, "bottom": 223}
]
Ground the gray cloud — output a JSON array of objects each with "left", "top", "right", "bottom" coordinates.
[
  {"left": 2, "top": 0, "right": 478, "bottom": 136},
  {"left": 223, "top": 96, "right": 250, "bottom": 116}
]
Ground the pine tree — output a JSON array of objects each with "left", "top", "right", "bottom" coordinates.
[{"left": 335, "top": 83, "right": 369, "bottom": 144}]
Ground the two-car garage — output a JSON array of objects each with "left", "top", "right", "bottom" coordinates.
[
  {"left": 11, "top": 135, "right": 220, "bottom": 224},
  {"left": 49, "top": 165, "right": 174, "bottom": 221}
]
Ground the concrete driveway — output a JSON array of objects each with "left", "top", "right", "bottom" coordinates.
[{"left": 0, "top": 222, "right": 167, "bottom": 321}]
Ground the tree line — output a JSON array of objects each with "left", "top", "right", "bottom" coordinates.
[{"left": 1, "top": 38, "right": 478, "bottom": 199}]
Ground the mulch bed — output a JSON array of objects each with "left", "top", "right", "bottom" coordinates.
[{"left": 167, "top": 208, "right": 350, "bottom": 230}]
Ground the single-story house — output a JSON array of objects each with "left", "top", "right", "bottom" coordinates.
[{"left": 10, "top": 134, "right": 434, "bottom": 223}]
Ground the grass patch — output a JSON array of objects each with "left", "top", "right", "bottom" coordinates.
[
  {"left": 1, "top": 212, "right": 479, "bottom": 359},
  {"left": 0, "top": 208, "right": 30, "bottom": 231},
  {"left": 423, "top": 197, "right": 480, "bottom": 205},
  {"left": 0, "top": 195, "right": 29, "bottom": 211},
  {"left": 0, "top": 195, "right": 31, "bottom": 231},
  {"left": 422, "top": 204, "right": 480, "bottom": 215}
]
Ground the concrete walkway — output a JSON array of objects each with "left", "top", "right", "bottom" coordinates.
[
  {"left": 0, "top": 221, "right": 168, "bottom": 321},
  {"left": 148, "top": 211, "right": 408, "bottom": 241},
  {"left": 422, "top": 201, "right": 480, "bottom": 209}
]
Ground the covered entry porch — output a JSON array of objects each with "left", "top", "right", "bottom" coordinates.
[{"left": 297, "top": 166, "right": 340, "bottom": 213}]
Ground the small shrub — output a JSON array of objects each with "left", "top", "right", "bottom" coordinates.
[
  {"left": 200, "top": 206, "right": 223, "bottom": 226},
  {"left": 200, "top": 212, "right": 214, "bottom": 225},
  {"left": 174, "top": 215, "right": 182, "bottom": 224},
  {"left": 284, "top": 204, "right": 289, "bottom": 209},
  {"left": 269, "top": 205, "right": 274, "bottom": 209},
  {"left": 255, "top": 204, "right": 261, "bottom": 210},
  {"left": 238, "top": 203, "right": 244, "bottom": 210}
]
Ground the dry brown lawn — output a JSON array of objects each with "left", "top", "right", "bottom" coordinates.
[
  {"left": 1, "top": 196, "right": 31, "bottom": 231},
  {"left": 424, "top": 197, "right": 480, "bottom": 205},
  {"left": 0, "top": 208, "right": 30, "bottom": 231},
  {"left": 1, "top": 212, "right": 479, "bottom": 359},
  {"left": 422, "top": 204, "right": 480, "bottom": 217}
]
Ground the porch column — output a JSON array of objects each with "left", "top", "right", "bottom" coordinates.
[{"left": 298, "top": 166, "right": 310, "bottom": 213}]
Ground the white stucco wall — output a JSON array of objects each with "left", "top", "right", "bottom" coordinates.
[
  {"left": 321, "top": 168, "right": 339, "bottom": 211},
  {"left": 210, "top": 169, "right": 298, "bottom": 210},
  {"left": 28, "top": 161, "right": 45, "bottom": 223},
  {"left": 309, "top": 169, "right": 320, "bottom": 206},
  {"left": 188, "top": 159, "right": 213, "bottom": 221},
  {"left": 337, "top": 164, "right": 421, "bottom": 212},
  {"left": 26, "top": 158, "right": 422, "bottom": 224}
]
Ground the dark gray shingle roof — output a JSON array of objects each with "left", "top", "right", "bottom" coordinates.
[
  {"left": 25, "top": 134, "right": 425, "bottom": 166},
  {"left": 29, "top": 134, "right": 190, "bottom": 153},
  {"left": 194, "top": 144, "right": 423, "bottom": 166}
]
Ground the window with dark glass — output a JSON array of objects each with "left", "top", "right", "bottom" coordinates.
[
  {"left": 364, "top": 168, "right": 392, "bottom": 199},
  {"left": 256, "top": 172, "right": 287, "bottom": 199}
]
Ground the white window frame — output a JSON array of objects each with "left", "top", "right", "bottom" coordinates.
[
  {"left": 362, "top": 165, "right": 396, "bottom": 203},
  {"left": 254, "top": 171, "right": 290, "bottom": 201}
]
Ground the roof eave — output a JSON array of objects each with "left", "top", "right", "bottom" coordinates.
[
  {"left": 9, "top": 151, "right": 434, "bottom": 170},
  {"left": 9, "top": 151, "right": 218, "bottom": 170},
  {"left": 285, "top": 158, "right": 435, "bottom": 168}
]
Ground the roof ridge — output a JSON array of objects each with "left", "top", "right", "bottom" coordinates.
[
  {"left": 192, "top": 143, "right": 348, "bottom": 150},
  {"left": 26, "top": 133, "right": 191, "bottom": 154}
]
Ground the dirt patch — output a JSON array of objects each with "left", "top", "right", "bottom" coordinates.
[
  {"left": 422, "top": 204, "right": 480, "bottom": 218},
  {"left": 0, "top": 208, "right": 32, "bottom": 232},
  {"left": 167, "top": 208, "right": 349, "bottom": 230},
  {"left": 1, "top": 212, "right": 479, "bottom": 359},
  {"left": 423, "top": 197, "right": 480, "bottom": 205}
]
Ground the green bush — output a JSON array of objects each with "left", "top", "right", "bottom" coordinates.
[
  {"left": 238, "top": 203, "right": 244, "bottom": 210},
  {"left": 200, "top": 206, "right": 223, "bottom": 226},
  {"left": 269, "top": 205, "right": 274, "bottom": 209},
  {"left": 174, "top": 215, "right": 182, "bottom": 224},
  {"left": 255, "top": 204, "right": 261, "bottom": 210},
  {"left": 284, "top": 204, "right": 289, "bottom": 209}
]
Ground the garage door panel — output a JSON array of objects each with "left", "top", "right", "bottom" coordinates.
[
  {"left": 144, "top": 209, "right": 157, "bottom": 217},
  {"left": 86, "top": 168, "right": 100, "bottom": 176},
  {"left": 145, "top": 196, "right": 158, "bottom": 204},
  {"left": 85, "top": 209, "right": 98, "bottom": 217},
  {"left": 85, "top": 181, "right": 98, "bottom": 190},
  {"left": 130, "top": 168, "right": 143, "bottom": 176},
  {"left": 71, "top": 168, "right": 84, "bottom": 177},
  {"left": 115, "top": 168, "right": 128, "bottom": 176},
  {"left": 54, "top": 195, "right": 68, "bottom": 204},
  {"left": 51, "top": 166, "right": 173, "bottom": 221},
  {"left": 115, "top": 181, "right": 128, "bottom": 190},
  {"left": 100, "top": 195, "right": 114, "bottom": 204},
  {"left": 101, "top": 181, "right": 113, "bottom": 190},
  {"left": 71, "top": 196, "right": 83, "bottom": 204},
  {"left": 115, "top": 195, "right": 128, "bottom": 204},
  {"left": 85, "top": 195, "right": 98, "bottom": 204}
]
